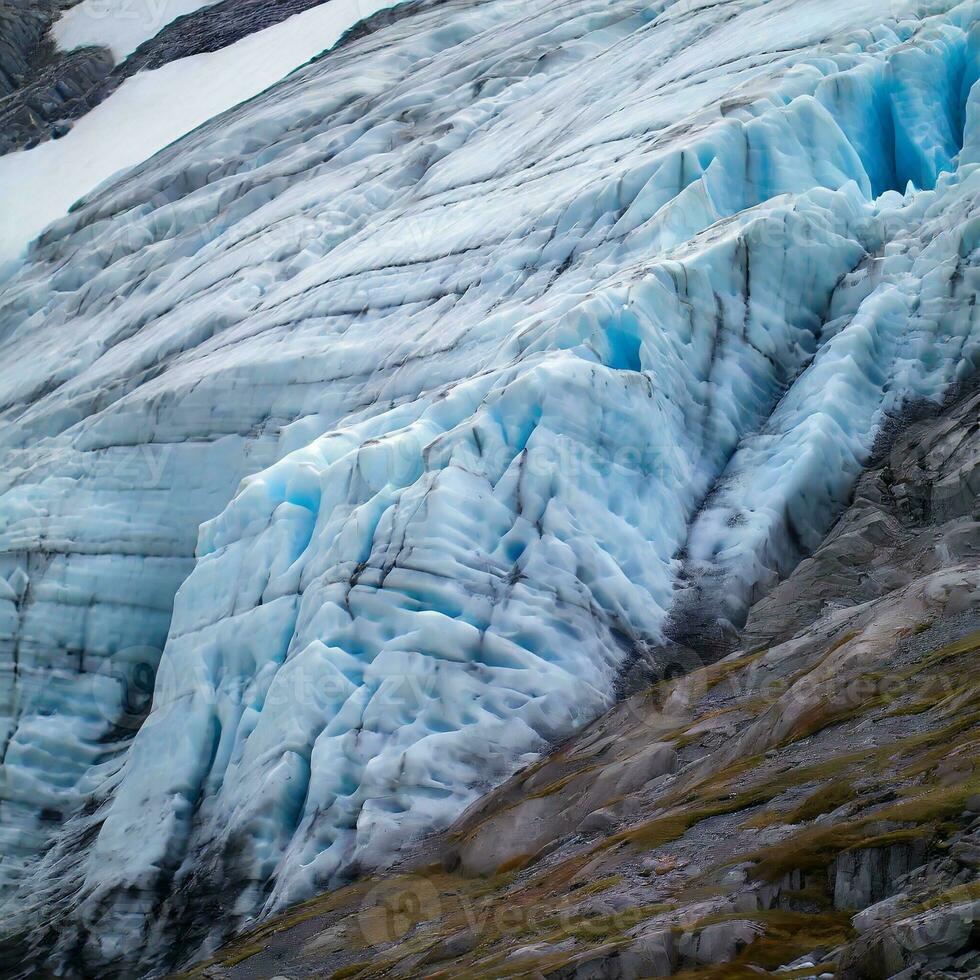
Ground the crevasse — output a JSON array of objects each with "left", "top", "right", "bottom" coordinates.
[{"left": 1, "top": 0, "right": 980, "bottom": 975}]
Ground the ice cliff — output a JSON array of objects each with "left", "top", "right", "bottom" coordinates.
[{"left": 1, "top": 0, "right": 980, "bottom": 974}]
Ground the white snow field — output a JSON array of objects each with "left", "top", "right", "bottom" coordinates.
[
  {"left": 1, "top": 0, "right": 980, "bottom": 973},
  {"left": 0, "top": 0, "right": 405, "bottom": 266},
  {"left": 50, "top": 0, "right": 223, "bottom": 60}
]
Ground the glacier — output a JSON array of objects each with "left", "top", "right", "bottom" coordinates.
[{"left": 1, "top": 0, "right": 980, "bottom": 974}]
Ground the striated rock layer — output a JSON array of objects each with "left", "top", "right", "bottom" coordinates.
[{"left": 0, "top": 0, "right": 979, "bottom": 974}]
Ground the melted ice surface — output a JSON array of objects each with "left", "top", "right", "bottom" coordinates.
[{"left": 2, "top": 0, "right": 980, "bottom": 972}]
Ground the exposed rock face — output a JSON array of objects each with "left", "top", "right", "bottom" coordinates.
[
  {"left": 0, "top": 0, "right": 112, "bottom": 154},
  {"left": 831, "top": 839, "right": 931, "bottom": 911},
  {"left": 0, "top": 0, "right": 68, "bottom": 98},
  {"left": 742, "top": 384, "right": 980, "bottom": 651},
  {"left": 188, "top": 382, "right": 980, "bottom": 979}
]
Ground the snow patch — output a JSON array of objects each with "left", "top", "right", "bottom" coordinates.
[
  {"left": 0, "top": 0, "right": 404, "bottom": 267},
  {"left": 50, "top": 0, "right": 223, "bottom": 60}
]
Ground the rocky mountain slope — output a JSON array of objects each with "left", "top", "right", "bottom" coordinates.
[
  {"left": 187, "top": 382, "right": 980, "bottom": 979},
  {"left": 0, "top": 0, "right": 109, "bottom": 153}
]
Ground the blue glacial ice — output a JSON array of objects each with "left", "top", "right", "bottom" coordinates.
[{"left": 1, "top": 0, "right": 980, "bottom": 973}]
